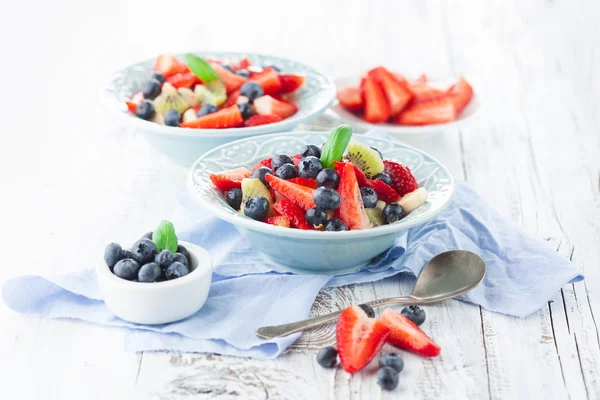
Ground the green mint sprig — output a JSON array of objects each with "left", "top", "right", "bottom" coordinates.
[
  {"left": 185, "top": 54, "right": 220, "bottom": 83},
  {"left": 320, "top": 124, "right": 353, "bottom": 169}
]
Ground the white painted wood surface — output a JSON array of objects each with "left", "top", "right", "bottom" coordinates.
[{"left": 0, "top": 0, "right": 598, "bottom": 398}]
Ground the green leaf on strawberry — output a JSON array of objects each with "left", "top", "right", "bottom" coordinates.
[
  {"left": 152, "top": 220, "right": 178, "bottom": 253},
  {"left": 320, "top": 124, "right": 353, "bottom": 169},
  {"left": 185, "top": 54, "right": 220, "bottom": 83}
]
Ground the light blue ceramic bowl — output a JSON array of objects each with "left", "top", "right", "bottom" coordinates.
[
  {"left": 187, "top": 132, "right": 455, "bottom": 275},
  {"left": 100, "top": 52, "right": 336, "bottom": 167}
]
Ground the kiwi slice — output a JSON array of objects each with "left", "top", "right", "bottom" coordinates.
[
  {"left": 206, "top": 80, "right": 227, "bottom": 106},
  {"left": 178, "top": 87, "right": 199, "bottom": 106},
  {"left": 240, "top": 178, "right": 275, "bottom": 216},
  {"left": 154, "top": 83, "right": 189, "bottom": 114},
  {"left": 366, "top": 208, "right": 383, "bottom": 227},
  {"left": 346, "top": 139, "right": 385, "bottom": 177},
  {"left": 194, "top": 85, "right": 217, "bottom": 106}
]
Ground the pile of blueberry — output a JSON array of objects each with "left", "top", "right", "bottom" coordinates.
[{"left": 104, "top": 232, "right": 191, "bottom": 283}]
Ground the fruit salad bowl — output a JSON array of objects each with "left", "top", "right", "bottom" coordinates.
[
  {"left": 100, "top": 52, "right": 336, "bottom": 167},
  {"left": 187, "top": 132, "right": 454, "bottom": 275}
]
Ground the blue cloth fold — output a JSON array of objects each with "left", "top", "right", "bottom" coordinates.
[{"left": 3, "top": 179, "right": 583, "bottom": 358}]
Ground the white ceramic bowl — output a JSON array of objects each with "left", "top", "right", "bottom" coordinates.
[
  {"left": 96, "top": 241, "right": 212, "bottom": 324},
  {"left": 100, "top": 52, "right": 336, "bottom": 167}
]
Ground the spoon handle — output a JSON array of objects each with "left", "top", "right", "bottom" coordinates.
[{"left": 256, "top": 296, "right": 419, "bottom": 340}]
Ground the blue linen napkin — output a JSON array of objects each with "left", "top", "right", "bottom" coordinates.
[{"left": 3, "top": 182, "right": 583, "bottom": 358}]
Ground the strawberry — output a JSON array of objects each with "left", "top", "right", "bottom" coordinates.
[
  {"left": 416, "top": 74, "right": 428, "bottom": 83},
  {"left": 368, "top": 67, "right": 413, "bottom": 115},
  {"left": 265, "top": 174, "right": 315, "bottom": 211},
  {"left": 125, "top": 91, "right": 144, "bottom": 113},
  {"left": 447, "top": 76, "right": 473, "bottom": 114},
  {"left": 265, "top": 215, "right": 290, "bottom": 228},
  {"left": 392, "top": 72, "right": 409, "bottom": 87},
  {"left": 407, "top": 82, "right": 447, "bottom": 103},
  {"left": 210, "top": 63, "right": 247, "bottom": 94},
  {"left": 367, "top": 179, "right": 400, "bottom": 203},
  {"left": 288, "top": 177, "right": 318, "bottom": 189},
  {"left": 180, "top": 106, "right": 243, "bottom": 129},
  {"left": 252, "top": 157, "right": 273, "bottom": 172},
  {"left": 230, "top": 57, "right": 251, "bottom": 71},
  {"left": 396, "top": 98, "right": 456, "bottom": 126},
  {"left": 272, "top": 200, "right": 312, "bottom": 230},
  {"left": 290, "top": 154, "right": 302, "bottom": 168},
  {"left": 383, "top": 160, "right": 419, "bottom": 197},
  {"left": 222, "top": 89, "right": 240, "bottom": 109},
  {"left": 333, "top": 162, "right": 368, "bottom": 188},
  {"left": 337, "top": 163, "right": 372, "bottom": 230},
  {"left": 166, "top": 71, "right": 201, "bottom": 89},
  {"left": 154, "top": 54, "right": 184, "bottom": 77},
  {"left": 336, "top": 306, "right": 391, "bottom": 374},
  {"left": 379, "top": 308, "right": 441, "bottom": 357},
  {"left": 250, "top": 67, "right": 282, "bottom": 95},
  {"left": 337, "top": 87, "right": 364, "bottom": 112},
  {"left": 209, "top": 167, "right": 251, "bottom": 191},
  {"left": 363, "top": 76, "right": 390, "bottom": 123},
  {"left": 244, "top": 114, "right": 282, "bottom": 127},
  {"left": 278, "top": 74, "right": 305, "bottom": 94},
  {"left": 254, "top": 95, "right": 298, "bottom": 119}
]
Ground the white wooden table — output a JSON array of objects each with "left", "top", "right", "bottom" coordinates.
[{"left": 1, "top": 0, "right": 599, "bottom": 398}]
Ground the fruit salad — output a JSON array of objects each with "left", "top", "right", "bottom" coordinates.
[
  {"left": 337, "top": 66, "right": 474, "bottom": 125},
  {"left": 209, "top": 125, "right": 429, "bottom": 231},
  {"left": 125, "top": 54, "right": 305, "bottom": 129}
]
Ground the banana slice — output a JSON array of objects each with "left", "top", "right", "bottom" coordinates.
[
  {"left": 178, "top": 87, "right": 199, "bottom": 107},
  {"left": 398, "top": 187, "right": 428, "bottom": 214},
  {"left": 182, "top": 108, "right": 197, "bottom": 123},
  {"left": 375, "top": 200, "right": 386, "bottom": 212}
]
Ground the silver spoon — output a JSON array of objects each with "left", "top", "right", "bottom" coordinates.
[{"left": 256, "top": 250, "right": 486, "bottom": 339}]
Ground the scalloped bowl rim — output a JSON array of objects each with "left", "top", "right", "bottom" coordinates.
[
  {"left": 186, "top": 132, "right": 455, "bottom": 240},
  {"left": 99, "top": 51, "right": 336, "bottom": 138}
]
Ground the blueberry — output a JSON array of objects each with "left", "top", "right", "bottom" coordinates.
[
  {"left": 325, "top": 218, "right": 348, "bottom": 231},
  {"left": 316, "top": 346, "right": 338, "bottom": 368},
  {"left": 222, "top": 65, "right": 234, "bottom": 72},
  {"left": 240, "top": 82, "right": 264, "bottom": 103},
  {"left": 226, "top": 188, "right": 243, "bottom": 210},
  {"left": 313, "top": 187, "right": 341, "bottom": 210},
  {"left": 164, "top": 109, "right": 181, "bottom": 127},
  {"left": 298, "top": 156, "right": 323, "bottom": 179},
  {"left": 360, "top": 187, "right": 378, "bottom": 208},
  {"left": 275, "top": 163, "right": 297, "bottom": 180},
  {"left": 177, "top": 244, "right": 192, "bottom": 265},
  {"left": 382, "top": 203, "right": 405, "bottom": 224},
  {"left": 172, "top": 252, "right": 189, "bottom": 267},
  {"left": 401, "top": 305, "right": 426, "bottom": 326},
  {"left": 271, "top": 154, "right": 293, "bottom": 171},
  {"left": 236, "top": 69, "right": 250, "bottom": 78},
  {"left": 166, "top": 261, "right": 189, "bottom": 280},
  {"left": 136, "top": 100, "right": 155, "bottom": 120},
  {"left": 104, "top": 243, "right": 123, "bottom": 269},
  {"left": 155, "top": 250, "right": 174, "bottom": 269},
  {"left": 264, "top": 65, "right": 281, "bottom": 72},
  {"left": 306, "top": 208, "right": 328, "bottom": 229},
  {"left": 377, "top": 367, "right": 399, "bottom": 391},
  {"left": 371, "top": 147, "right": 383, "bottom": 160},
  {"left": 113, "top": 259, "right": 140, "bottom": 280},
  {"left": 131, "top": 239, "right": 157, "bottom": 264},
  {"left": 250, "top": 167, "right": 273, "bottom": 189},
  {"left": 316, "top": 168, "right": 340, "bottom": 189},
  {"left": 141, "top": 231, "right": 153, "bottom": 240},
  {"left": 121, "top": 249, "right": 136, "bottom": 260},
  {"left": 238, "top": 103, "right": 253, "bottom": 119},
  {"left": 359, "top": 303, "right": 375, "bottom": 318},
  {"left": 138, "top": 262, "right": 162, "bottom": 282},
  {"left": 142, "top": 79, "right": 162, "bottom": 100},
  {"left": 152, "top": 72, "right": 166, "bottom": 84},
  {"left": 197, "top": 104, "right": 218, "bottom": 117},
  {"left": 244, "top": 196, "right": 270, "bottom": 220},
  {"left": 373, "top": 172, "right": 393, "bottom": 187},
  {"left": 300, "top": 144, "right": 321, "bottom": 158},
  {"left": 379, "top": 353, "right": 404, "bottom": 373}
]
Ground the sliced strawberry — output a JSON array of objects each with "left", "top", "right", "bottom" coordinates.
[
  {"left": 221, "top": 89, "right": 241, "bottom": 109},
  {"left": 416, "top": 74, "right": 428, "bottom": 83},
  {"left": 278, "top": 74, "right": 305, "bottom": 94},
  {"left": 337, "top": 163, "right": 372, "bottom": 230},
  {"left": 272, "top": 200, "right": 312, "bottom": 230},
  {"left": 334, "top": 161, "right": 368, "bottom": 188},
  {"left": 363, "top": 76, "right": 390, "bottom": 123},
  {"left": 265, "top": 215, "right": 291, "bottom": 228},
  {"left": 447, "top": 76, "right": 473, "bottom": 114},
  {"left": 367, "top": 179, "right": 400, "bottom": 203},
  {"left": 396, "top": 98, "right": 456, "bottom": 126},
  {"left": 250, "top": 67, "right": 282, "bottom": 95},
  {"left": 392, "top": 72, "right": 409, "bottom": 87},
  {"left": 210, "top": 63, "right": 248, "bottom": 94},
  {"left": 337, "top": 87, "right": 364, "bottom": 112},
  {"left": 209, "top": 167, "right": 251, "bottom": 191},
  {"left": 407, "top": 82, "right": 447, "bottom": 103},
  {"left": 288, "top": 177, "right": 318, "bottom": 189},
  {"left": 244, "top": 114, "right": 282, "bottom": 127},
  {"left": 290, "top": 154, "right": 302, "bottom": 168},
  {"left": 125, "top": 91, "right": 144, "bottom": 113},
  {"left": 368, "top": 67, "right": 413, "bottom": 115},
  {"left": 379, "top": 308, "right": 441, "bottom": 357},
  {"left": 154, "top": 54, "right": 184, "bottom": 77},
  {"left": 166, "top": 71, "right": 201, "bottom": 89},
  {"left": 336, "top": 306, "right": 390, "bottom": 374},
  {"left": 180, "top": 106, "right": 243, "bottom": 129},
  {"left": 383, "top": 160, "right": 419, "bottom": 197},
  {"left": 265, "top": 174, "right": 315, "bottom": 211},
  {"left": 252, "top": 157, "right": 273, "bottom": 172},
  {"left": 230, "top": 57, "right": 251, "bottom": 71},
  {"left": 254, "top": 95, "right": 298, "bottom": 119}
]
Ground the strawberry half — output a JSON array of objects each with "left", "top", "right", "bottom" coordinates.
[
  {"left": 265, "top": 215, "right": 291, "bottom": 228},
  {"left": 244, "top": 114, "right": 282, "bottom": 127},
  {"left": 254, "top": 95, "right": 298, "bottom": 119},
  {"left": 337, "top": 87, "right": 364, "bottom": 112},
  {"left": 272, "top": 200, "right": 312, "bottom": 230},
  {"left": 167, "top": 71, "right": 201, "bottom": 89},
  {"left": 180, "top": 106, "right": 244, "bottom": 129},
  {"left": 363, "top": 76, "right": 390, "bottom": 123},
  {"left": 288, "top": 177, "right": 318, "bottom": 189},
  {"left": 252, "top": 157, "right": 273, "bottom": 172},
  {"left": 336, "top": 306, "right": 391, "bottom": 374},
  {"left": 334, "top": 162, "right": 368, "bottom": 188},
  {"left": 367, "top": 179, "right": 400, "bottom": 203},
  {"left": 250, "top": 67, "right": 282, "bottom": 95},
  {"left": 407, "top": 82, "right": 447, "bottom": 104},
  {"left": 383, "top": 160, "right": 419, "bottom": 197},
  {"left": 368, "top": 67, "right": 413, "bottom": 115},
  {"left": 396, "top": 98, "right": 456, "bottom": 126},
  {"left": 278, "top": 74, "right": 305, "bottom": 94},
  {"left": 379, "top": 308, "right": 441, "bottom": 357},
  {"left": 447, "top": 76, "right": 473, "bottom": 114},
  {"left": 222, "top": 89, "right": 240, "bottom": 109},
  {"left": 209, "top": 167, "right": 251, "bottom": 191},
  {"left": 265, "top": 174, "right": 316, "bottom": 211},
  {"left": 211, "top": 63, "right": 248, "bottom": 94},
  {"left": 154, "top": 54, "right": 184, "bottom": 77},
  {"left": 337, "top": 163, "right": 372, "bottom": 230},
  {"left": 290, "top": 154, "right": 302, "bottom": 168}
]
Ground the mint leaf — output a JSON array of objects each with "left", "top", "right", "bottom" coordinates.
[
  {"left": 320, "top": 124, "right": 353, "bottom": 168},
  {"left": 152, "top": 220, "right": 178, "bottom": 253},
  {"left": 185, "top": 54, "right": 219, "bottom": 83}
]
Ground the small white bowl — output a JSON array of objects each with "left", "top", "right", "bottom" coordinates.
[{"left": 96, "top": 241, "right": 213, "bottom": 325}]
